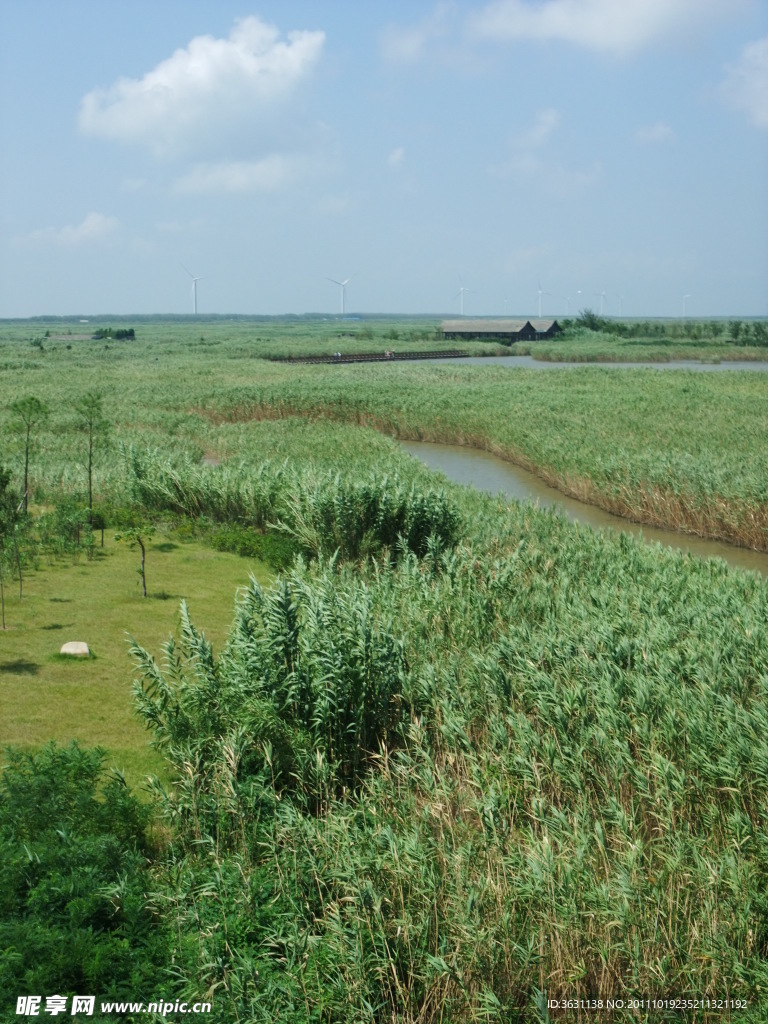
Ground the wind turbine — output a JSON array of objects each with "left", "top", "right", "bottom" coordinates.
[
  {"left": 536, "top": 281, "right": 550, "bottom": 318},
  {"left": 182, "top": 264, "right": 205, "bottom": 315},
  {"left": 616, "top": 294, "right": 625, "bottom": 317},
  {"left": 683, "top": 294, "right": 691, "bottom": 317},
  {"left": 327, "top": 276, "right": 351, "bottom": 316},
  {"left": 454, "top": 278, "right": 473, "bottom": 313},
  {"left": 595, "top": 290, "right": 607, "bottom": 316}
]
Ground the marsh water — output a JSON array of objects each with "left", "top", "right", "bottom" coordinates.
[{"left": 402, "top": 440, "right": 768, "bottom": 576}]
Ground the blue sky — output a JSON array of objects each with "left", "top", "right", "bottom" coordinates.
[{"left": 1, "top": 0, "right": 766, "bottom": 318}]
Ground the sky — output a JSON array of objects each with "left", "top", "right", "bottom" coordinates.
[{"left": 0, "top": 0, "right": 766, "bottom": 319}]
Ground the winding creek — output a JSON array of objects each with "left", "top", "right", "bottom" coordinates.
[{"left": 401, "top": 440, "right": 768, "bottom": 576}]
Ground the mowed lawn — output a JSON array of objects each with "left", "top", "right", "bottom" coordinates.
[{"left": 0, "top": 531, "right": 271, "bottom": 788}]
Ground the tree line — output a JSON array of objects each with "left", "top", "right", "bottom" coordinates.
[{"left": 568, "top": 309, "right": 768, "bottom": 344}]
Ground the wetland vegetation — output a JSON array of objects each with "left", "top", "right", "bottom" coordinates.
[{"left": 1, "top": 316, "right": 767, "bottom": 1020}]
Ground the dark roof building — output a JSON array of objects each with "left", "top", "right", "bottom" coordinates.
[{"left": 442, "top": 318, "right": 562, "bottom": 342}]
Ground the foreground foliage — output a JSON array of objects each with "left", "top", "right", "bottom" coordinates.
[
  {"left": 0, "top": 744, "right": 168, "bottom": 1003},
  {"left": 125, "top": 494, "right": 768, "bottom": 1021}
]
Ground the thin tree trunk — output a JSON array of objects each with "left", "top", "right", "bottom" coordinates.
[
  {"left": 87, "top": 430, "right": 93, "bottom": 525},
  {"left": 138, "top": 536, "right": 147, "bottom": 597},
  {"left": 0, "top": 543, "right": 5, "bottom": 629},
  {"left": 12, "top": 530, "right": 22, "bottom": 599},
  {"left": 23, "top": 425, "right": 30, "bottom": 514}
]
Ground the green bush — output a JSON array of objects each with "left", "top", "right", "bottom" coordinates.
[
  {"left": 208, "top": 523, "right": 303, "bottom": 570},
  {"left": 274, "top": 473, "right": 461, "bottom": 561},
  {"left": 0, "top": 743, "right": 169, "bottom": 1001},
  {"left": 132, "top": 568, "right": 408, "bottom": 822}
]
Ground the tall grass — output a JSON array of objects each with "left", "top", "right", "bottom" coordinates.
[
  {"left": 2, "top": 319, "right": 767, "bottom": 547},
  {"left": 128, "top": 487, "right": 768, "bottom": 1021},
  {"left": 203, "top": 365, "right": 768, "bottom": 549},
  {"left": 126, "top": 445, "right": 460, "bottom": 561}
]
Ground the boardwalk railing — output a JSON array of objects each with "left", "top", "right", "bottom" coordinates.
[{"left": 266, "top": 350, "right": 469, "bottom": 365}]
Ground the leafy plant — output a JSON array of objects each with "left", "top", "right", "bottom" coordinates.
[
  {"left": 0, "top": 742, "right": 168, "bottom": 1001},
  {"left": 9, "top": 396, "right": 49, "bottom": 513}
]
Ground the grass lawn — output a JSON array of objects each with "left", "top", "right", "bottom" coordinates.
[{"left": 0, "top": 530, "right": 271, "bottom": 789}]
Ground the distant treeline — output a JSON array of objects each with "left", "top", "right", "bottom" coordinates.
[
  {"left": 567, "top": 309, "right": 768, "bottom": 345},
  {"left": 91, "top": 327, "right": 135, "bottom": 340}
]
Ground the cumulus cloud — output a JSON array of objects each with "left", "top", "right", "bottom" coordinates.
[
  {"left": 469, "top": 0, "right": 736, "bottom": 56},
  {"left": 634, "top": 121, "right": 675, "bottom": 143},
  {"left": 720, "top": 36, "right": 768, "bottom": 129},
  {"left": 23, "top": 212, "right": 119, "bottom": 246},
  {"left": 173, "top": 155, "right": 305, "bottom": 194},
  {"left": 79, "top": 16, "right": 324, "bottom": 158}
]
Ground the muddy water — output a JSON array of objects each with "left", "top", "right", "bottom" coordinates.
[{"left": 402, "top": 440, "right": 768, "bottom": 576}]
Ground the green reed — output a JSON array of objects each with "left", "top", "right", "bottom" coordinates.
[{"left": 128, "top": 479, "right": 768, "bottom": 1021}]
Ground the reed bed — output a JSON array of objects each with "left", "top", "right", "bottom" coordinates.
[
  {"left": 128, "top": 482, "right": 768, "bottom": 1021},
  {"left": 2, "top": 321, "right": 768, "bottom": 1020},
  {"left": 126, "top": 445, "right": 460, "bottom": 562},
  {"left": 2, "top": 322, "right": 767, "bottom": 548},
  {"left": 201, "top": 363, "right": 768, "bottom": 550}
]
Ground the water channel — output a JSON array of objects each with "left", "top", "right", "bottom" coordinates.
[{"left": 401, "top": 440, "right": 768, "bottom": 576}]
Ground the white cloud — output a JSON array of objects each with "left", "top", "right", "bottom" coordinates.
[
  {"left": 22, "top": 212, "right": 119, "bottom": 246},
  {"left": 79, "top": 16, "right": 324, "bottom": 158},
  {"left": 720, "top": 36, "right": 768, "bottom": 129},
  {"left": 634, "top": 121, "right": 675, "bottom": 143},
  {"left": 469, "top": 0, "right": 736, "bottom": 56},
  {"left": 174, "top": 155, "right": 304, "bottom": 194},
  {"left": 388, "top": 146, "right": 406, "bottom": 168},
  {"left": 380, "top": 3, "right": 456, "bottom": 62}
]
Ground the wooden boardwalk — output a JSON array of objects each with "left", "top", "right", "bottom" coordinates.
[{"left": 267, "top": 349, "right": 468, "bottom": 365}]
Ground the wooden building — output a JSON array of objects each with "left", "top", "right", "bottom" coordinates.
[{"left": 441, "top": 318, "right": 562, "bottom": 343}]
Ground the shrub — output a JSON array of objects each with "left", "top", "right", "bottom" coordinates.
[
  {"left": 131, "top": 568, "right": 408, "bottom": 825},
  {"left": 0, "top": 743, "right": 168, "bottom": 999},
  {"left": 274, "top": 473, "right": 461, "bottom": 561}
]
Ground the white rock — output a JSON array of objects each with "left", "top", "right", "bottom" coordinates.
[{"left": 60, "top": 642, "right": 90, "bottom": 657}]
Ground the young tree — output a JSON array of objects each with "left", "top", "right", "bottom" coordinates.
[
  {"left": 115, "top": 512, "right": 155, "bottom": 598},
  {"left": 0, "top": 465, "right": 22, "bottom": 625},
  {"left": 74, "top": 391, "right": 108, "bottom": 524},
  {"left": 10, "top": 396, "right": 49, "bottom": 514}
]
